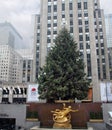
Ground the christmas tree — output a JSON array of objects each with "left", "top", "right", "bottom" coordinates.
[{"left": 38, "top": 28, "right": 89, "bottom": 102}]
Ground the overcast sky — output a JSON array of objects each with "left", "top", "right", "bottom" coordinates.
[{"left": 0, "top": 0, "right": 112, "bottom": 48}]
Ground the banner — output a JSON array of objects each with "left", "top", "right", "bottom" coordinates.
[
  {"left": 107, "top": 82, "right": 112, "bottom": 102},
  {"left": 100, "top": 82, "right": 107, "bottom": 102},
  {"left": 100, "top": 81, "right": 112, "bottom": 102},
  {"left": 27, "top": 84, "right": 39, "bottom": 102}
]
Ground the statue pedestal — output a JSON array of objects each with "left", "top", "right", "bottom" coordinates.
[{"left": 53, "top": 122, "right": 72, "bottom": 129}]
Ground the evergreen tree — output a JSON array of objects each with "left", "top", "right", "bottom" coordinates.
[{"left": 38, "top": 28, "right": 89, "bottom": 101}]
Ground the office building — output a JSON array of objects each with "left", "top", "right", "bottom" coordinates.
[
  {"left": 0, "top": 45, "right": 23, "bottom": 83},
  {"left": 105, "top": 14, "right": 112, "bottom": 79},
  {"left": 33, "top": 0, "right": 110, "bottom": 102},
  {"left": 105, "top": 14, "right": 112, "bottom": 48},
  {"left": 0, "top": 22, "right": 24, "bottom": 84},
  {"left": 17, "top": 49, "right": 34, "bottom": 83}
]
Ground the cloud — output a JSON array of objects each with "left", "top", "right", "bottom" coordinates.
[
  {"left": 0, "top": 0, "right": 40, "bottom": 48},
  {"left": 0, "top": 0, "right": 112, "bottom": 48}
]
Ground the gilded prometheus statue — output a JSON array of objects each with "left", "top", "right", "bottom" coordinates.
[{"left": 51, "top": 103, "right": 78, "bottom": 128}]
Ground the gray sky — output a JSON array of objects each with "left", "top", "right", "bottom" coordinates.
[{"left": 0, "top": 0, "right": 112, "bottom": 48}]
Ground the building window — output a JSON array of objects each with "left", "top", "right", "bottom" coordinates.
[
  {"left": 99, "top": 28, "right": 102, "bottom": 32},
  {"left": 70, "top": 27, "right": 73, "bottom": 33},
  {"left": 101, "top": 43, "right": 104, "bottom": 47},
  {"left": 37, "top": 39, "right": 40, "bottom": 43},
  {"left": 53, "top": 16, "right": 57, "bottom": 19},
  {"left": 70, "top": 19, "right": 73, "bottom": 25},
  {"left": 79, "top": 35, "right": 83, "bottom": 41},
  {"left": 70, "top": 14, "right": 73, "bottom": 17},
  {"left": 48, "top": 16, "right": 51, "bottom": 20},
  {"left": 53, "top": 23, "right": 57, "bottom": 27},
  {"left": 85, "top": 28, "right": 89, "bottom": 32},
  {"left": 69, "top": 3, "right": 73, "bottom": 10},
  {"left": 102, "top": 58, "right": 105, "bottom": 63},
  {"left": 37, "top": 25, "right": 40, "bottom": 29},
  {"left": 94, "top": 3, "right": 97, "bottom": 6},
  {"left": 27, "top": 76, "right": 30, "bottom": 82},
  {"left": 94, "top": 11, "right": 96, "bottom": 18},
  {"left": 53, "top": 30, "right": 57, "bottom": 34},
  {"left": 99, "top": 21, "right": 102, "bottom": 25},
  {"left": 84, "top": 13, "right": 88, "bottom": 17},
  {"left": 36, "top": 46, "right": 39, "bottom": 50},
  {"left": 62, "top": 3, "right": 65, "bottom": 11},
  {"left": 78, "top": 13, "right": 82, "bottom": 17},
  {"left": 94, "top": 21, "right": 97, "bottom": 25},
  {"left": 47, "top": 23, "right": 51, "bottom": 28},
  {"left": 47, "top": 37, "right": 51, "bottom": 43},
  {"left": 78, "top": 19, "right": 82, "bottom": 25},
  {"left": 62, "top": 14, "right": 65, "bottom": 18},
  {"left": 95, "top": 28, "right": 97, "bottom": 32},
  {"left": 23, "top": 61, "right": 26, "bottom": 68},
  {"left": 48, "top": 6, "right": 51, "bottom": 13},
  {"left": 37, "top": 33, "right": 40, "bottom": 36},
  {"left": 78, "top": 2, "right": 81, "bottom": 10},
  {"left": 53, "top": 5, "right": 57, "bottom": 12},
  {"left": 38, "top": 17, "right": 40, "bottom": 23},
  {"left": 102, "top": 65, "right": 106, "bottom": 79},
  {"left": 97, "top": 59, "right": 100, "bottom": 79},
  {"left": 86, "top": 34, "right": 90, "bottom": 41},
  {"left": 101, "top": 49, "right": 105, "bottom": 55},
  {"left": 80, "top": 43, "right": 83, "bottom": 49},
  {"left": 96, "top": 43, "right": 98, "bottom": 47},
  {"left": 96, "top": 49, "right": 99, "bottom": 55},
  {"left": 100, "top": 35, "right": 103, "bottom": 39},
  {"left": 85, "top": 20, "right": 88, "bottom": 25},
  {"left": 86, "top": 43, "right": 90, "bottom": 49},
  {"left": 95, "top": 36, "right": 98, "bottom": 39},
  {"left": 84, "top": 2, "right": 88, "bottom": 9},
  {"left": 87, "top": 65, "right": 92, "bottom": 77},
  {"left": 47, "top": 30, "right": 51, "bottom": 35},
  {"left": 98, "top": 10, "right": 101, "bottom": 18},
  {"left": 87, "top": 54, "right": 92, "bottom": 77},
  {"left": 79, "top": 27, "right": 83, "bottom": 33},
  {"left": 48, "top": 0, "right": 51, "bottom": 2}
]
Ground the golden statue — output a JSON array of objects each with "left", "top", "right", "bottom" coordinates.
[{"left": 51, "top": 103, "right": 78, "bottom": 128}]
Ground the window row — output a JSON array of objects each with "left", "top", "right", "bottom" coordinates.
[
  {"left": 78, "top": 2, "right": 88, "bottom": 10},
  {"left": 79, "top": 35, "right": 90, "bottom": 41},
  {"left": 48, "top": 2, "right": 73, "bottom": 13}
]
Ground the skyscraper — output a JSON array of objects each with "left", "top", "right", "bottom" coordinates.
[
  {"left": 105, "top": 14, "right": 112, "bottom": 79},
  {"left": 0, "top": 22, "right": 23, "bottom": 83},
  {"left": 105, "top": 14, "right": 112, "bottom": 48},
  {"left": 33, "top": 0, "right": 110, "bottom": 102},
  {"left": 0, "top": 22, "right": 23, "bottom": 49}
]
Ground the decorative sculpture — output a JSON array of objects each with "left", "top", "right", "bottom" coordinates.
[{"left": 51, "top": 103, "right": 78, "bottom": 128}]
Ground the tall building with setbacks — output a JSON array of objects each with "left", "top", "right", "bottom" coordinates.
[{"left": 33, "top": 0, "right": 110, "bottom": 102}]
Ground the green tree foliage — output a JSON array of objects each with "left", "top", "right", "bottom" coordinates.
[{"left": 38, "top": 28, "right": 89, "bottom": 101}]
